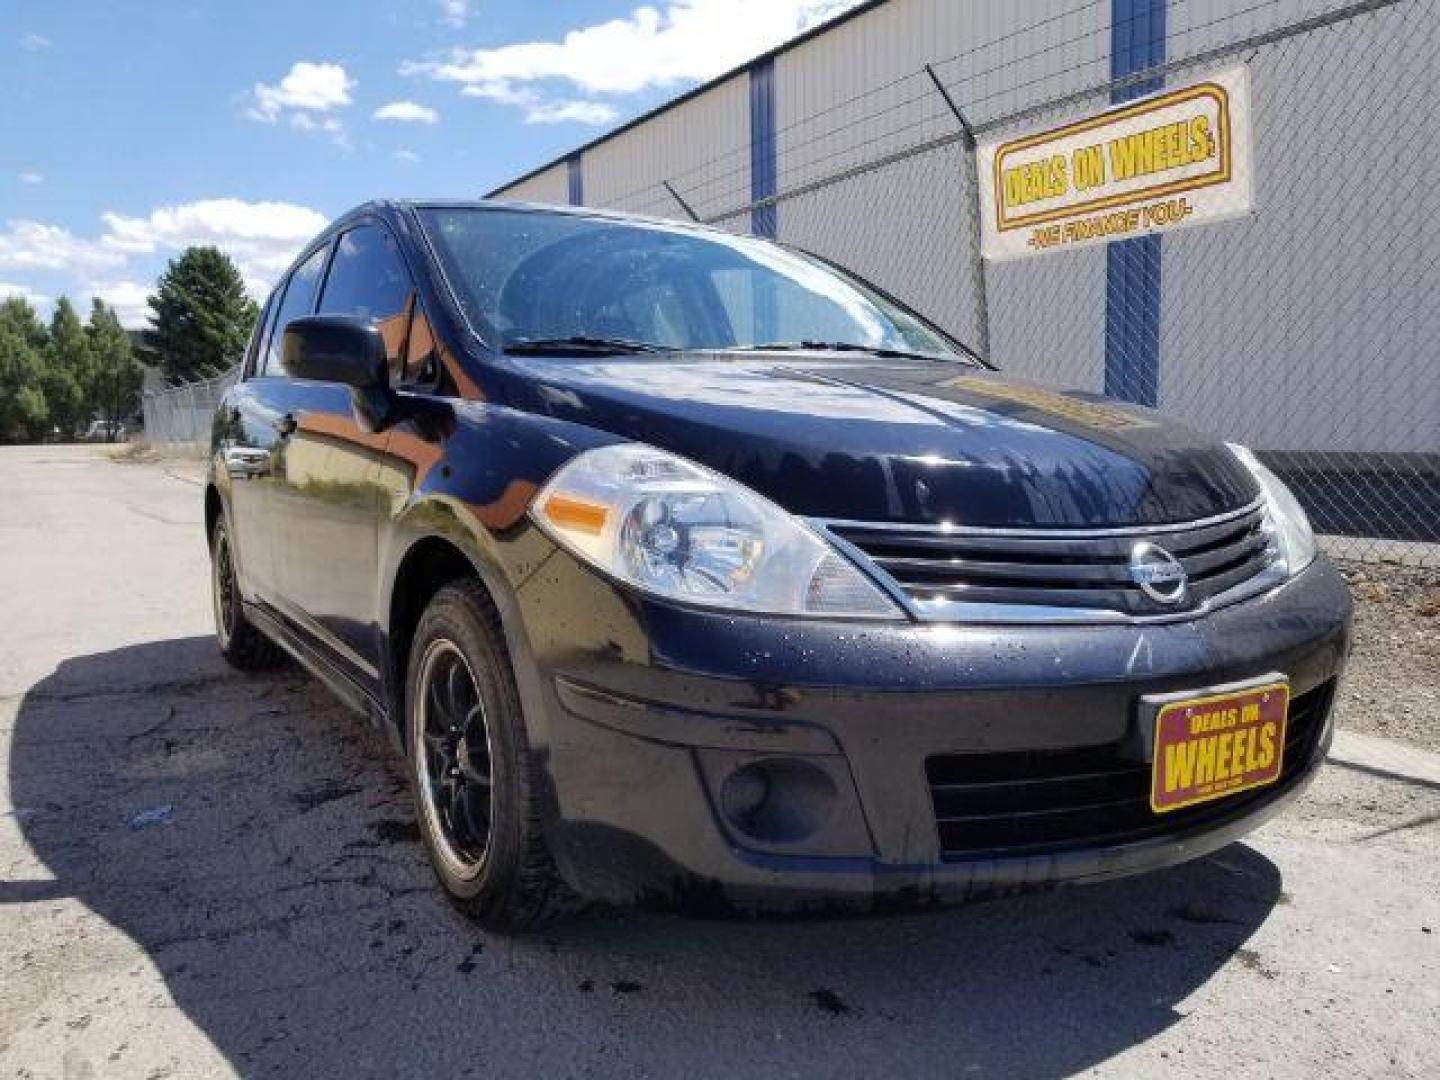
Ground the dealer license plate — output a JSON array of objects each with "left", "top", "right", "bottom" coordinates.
[{"left": 1147, "top": 677, "right": 1290, "bottom": 814}]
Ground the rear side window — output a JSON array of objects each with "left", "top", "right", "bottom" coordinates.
[
  {"left": 243, "top": 293, "right": 276, "bottom": 378},
  {"left": 318, "top": 224, "right": 416, "bottom": 382},
  {"left": 262, "top": 244, "right": 329, "bottom": 375}
]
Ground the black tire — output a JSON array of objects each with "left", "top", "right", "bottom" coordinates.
[
  {"left": 405, "top": 578, "right": 573, "bottom": 930},
  {"left": 210, "top": 516, "right": 284, "bottom": 671}
]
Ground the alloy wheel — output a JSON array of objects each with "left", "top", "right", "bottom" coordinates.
[
  {"left": 414, "top": 638, "right": 495, "bottom": 878},
  {"left": 212, "top": 528, "right": 237, "bottom": 648}
]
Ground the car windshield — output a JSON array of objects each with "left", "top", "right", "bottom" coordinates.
[{"left": 417, "top": 206, "right": 974, "bottom": 362}]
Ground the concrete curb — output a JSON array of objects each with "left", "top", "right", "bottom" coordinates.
[{"left": 1329, "top": 729, "right": 1440, "bottom": 787}]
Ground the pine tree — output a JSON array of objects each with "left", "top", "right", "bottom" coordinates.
[
  {"left": 0, "top": 296, "right": 50, "bottom": 350},
  {"left": 145, "top": 247, "right": 259, "bottom": 382},
  {"left": 43, "top": 297, "right": 92, "bottom": 438},
  {"left": 86, "top": 300, "right": 144, "bottom": 440}
]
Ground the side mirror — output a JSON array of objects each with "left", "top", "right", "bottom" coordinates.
[{"left": 282, "top": 316, "right": 388, "bottom": 390}]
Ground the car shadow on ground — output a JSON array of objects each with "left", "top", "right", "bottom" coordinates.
[{"left": 7, "top": 637, "right": 1285, "bottom": 1078}]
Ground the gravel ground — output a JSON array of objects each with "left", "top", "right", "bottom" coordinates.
[{"left": 1333, "top": 560, "right": 1440, "bottom": 752}]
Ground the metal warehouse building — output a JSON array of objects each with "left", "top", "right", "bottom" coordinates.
[{"left": 489, "top": 0, "right": 1438, "bottom": 554}]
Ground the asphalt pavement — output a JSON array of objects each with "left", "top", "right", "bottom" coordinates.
[{"left": 1, "top": 444, "right": 1436, "bottom": 1079}]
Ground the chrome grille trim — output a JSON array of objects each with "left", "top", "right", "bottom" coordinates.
[
  {"left": 815, "top": 498, "right": 1285, "bottom": 625},
  {"left": 818, "top": 496, "right": 1265, "bottom": 538}
]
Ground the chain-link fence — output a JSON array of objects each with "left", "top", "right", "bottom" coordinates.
[
  {"left": 594, "top": 0, "right": 1437, "bottom": 566},
  {"left": 141, "top": 367, "right": 237, "bottom": 449}
]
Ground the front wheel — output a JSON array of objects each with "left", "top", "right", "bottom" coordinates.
[
  {"left": 210, "top": 516, "right": 283, "bottom": 671},
  {"left": 405, "top": 579, "right": 573, "bottom": 930}
]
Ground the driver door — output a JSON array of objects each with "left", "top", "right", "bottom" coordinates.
[{"left": 267, "top": 222, "right": 418, "bottom": 693}]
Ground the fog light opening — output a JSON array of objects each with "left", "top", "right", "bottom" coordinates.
[{"left": 719, "top": 758, "right": 837, "bottom": 845}]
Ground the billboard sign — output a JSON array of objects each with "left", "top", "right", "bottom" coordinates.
[{"left": 978, "top": 66, "right": 1254, "bottom": 260}]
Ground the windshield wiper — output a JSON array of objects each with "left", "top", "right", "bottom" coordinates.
[
  {"left": 736, "top": 340, "right": 952, "bottom": 363},
  {"left": 503, "top": 335, "right": 671, "bottom": 356}
]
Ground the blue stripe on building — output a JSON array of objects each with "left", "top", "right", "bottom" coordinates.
[
  {"left": 749, "top": 57, "right": 779, "bottom": 340},
  {"left": 567, "top": 153, "right": 583, "bottom": 206},
  {"left": 1104, "top": 0, "right": 1166, "bottom": 406},
  {"left": 749, "top": 58, "right": 778, "bottom": 239}
]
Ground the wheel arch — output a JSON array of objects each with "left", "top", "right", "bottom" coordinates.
[
  {"left": 387, "top": 535, "right": 485, "bottom": 727},
  {"left": 376, "top": 405, "right": 616, "bottom": 754},
  {"left": 381, "top": 520, "right": 528, "bottom": 751}
]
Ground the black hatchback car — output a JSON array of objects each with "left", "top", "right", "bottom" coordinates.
[{"left": 208, "top": 200, "right": 1351, "bottom": 929}]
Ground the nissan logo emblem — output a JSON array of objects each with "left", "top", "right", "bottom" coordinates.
[{"left": 1128, "top": 542, "right": 1189, "bottom": 605}]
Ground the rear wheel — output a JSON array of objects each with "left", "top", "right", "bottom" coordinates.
[
  {"left": 406, "top": 579, "right": 572, "bottom": 930},
  {"left": 210, "top": 516, "right": 283, "bottom": 670}
]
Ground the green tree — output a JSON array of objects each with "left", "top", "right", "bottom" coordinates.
[
  {"left": 146, "top": 246, "right": 258, "bottom": 381},
  {"left": 42, "top": 297, "right": 92, "bottom": 439},
  {"left": 0, "top": 296, "right": 49, "bottom": 351},
  {"left": 0, "top": 323, "right": 49, "bottom": 443},
  {"left": 0, "top": 298, "right": 51, "bottom": 442},
  {"left": 86, "top": 299, "right": 144, "bottom": 441}
]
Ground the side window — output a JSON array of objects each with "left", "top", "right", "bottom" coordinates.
[
  {"left": 250, "top": 292, "right": 282, "bottom": 378},
  {"left": 318, "top": 224, "right": 416, "bottom": 383},
  {"left": 243, "top": 293, "right": 276, "bottom": 379},
  {"left": 262, "top": 244, "right": 329, "bottom": 375}
]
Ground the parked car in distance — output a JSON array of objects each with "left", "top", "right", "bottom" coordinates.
[
  {"left": 207, "top": 200, "right": 1352, "bottom": 929},
  {"left": 82, "top": 419, "right": 125, "bottom": 442}
]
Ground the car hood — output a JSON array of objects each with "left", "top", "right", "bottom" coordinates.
[{"left": 500, "top": 353, "right": 1259, "bottom": 528}]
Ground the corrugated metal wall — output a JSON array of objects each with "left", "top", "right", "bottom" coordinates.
[
  {"left": 1157, "top": 3, "right": 1439, "bottom": 453},
  {"left": 487, "top": 0, "right": 1436, "bottom": 462},
  {"left": 586, "top": 76, "right": 752, "bottom": 220},
  {"left": 498, "top": 162, "right": 571, "bottom": 205},
  {"left": 769, "top": 0, "right": 1113, "bottom": 387}
]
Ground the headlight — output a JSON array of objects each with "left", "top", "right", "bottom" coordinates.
[
  {"left": 1227, "top": 443, "right": 1316, "bottom": 575},
  {"left": 532, "top": 443, "right": 902, "bottom": 618}
]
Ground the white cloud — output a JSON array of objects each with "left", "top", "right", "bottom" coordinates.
[
  {"left": 408, "top": 0, "right": 860, "bottom": 118},
  {"left": 524, "top": 100, "right": 620, "bottom": 126},
  {"left": 393, "top": 149, "right": 422, "bottom": 163},
  {"left": 458, "top": 81, "right": 616, "bottom": 125},
  {"left": 0, "top": 281, "right": 49, "bottom": 307},
  {"left": 458, "top": 81, "right": 531, "bottom": 106},
  {"left": 86, "top": 280, "right": 152, "bottom": 329},
  {"left": 289, "top": 113, "right": 345, "bottom": 136},
  {"left": 99, "top": 198, "right": 329, "bottom": 291},
  {"left": 438, "top": 0, "right": 469, "bottom": 28},
  {"left": 0, "top": 198, "right": 329, "bottom": 325},
  {"left": 247, "top": 61, "right": 354, "bottom": 123},
  {"left": 18, "top": 172, "right": 44, "bottom": 185},
  {"left": 374, "top": 100, "right": 439, "bottom": 124},
  {"left": 0, "top": 220, "right": 126, "bottom": 273},
  {"left": 20, "top": 33, "right": 51, "bottom": 52}
]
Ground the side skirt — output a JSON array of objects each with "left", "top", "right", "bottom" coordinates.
[{"left": 245, "top": 600, "right": 390, "bottom": 729}]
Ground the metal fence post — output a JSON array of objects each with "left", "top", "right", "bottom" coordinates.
[{"left": 925, "top": 63, "right": 991, "bottom": 361}]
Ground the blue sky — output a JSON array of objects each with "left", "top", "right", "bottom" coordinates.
[{"left": 1, "top": 0, "right": 857, "bottom": 326}]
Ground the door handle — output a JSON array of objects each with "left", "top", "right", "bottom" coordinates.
[{"left": 273, "top": 414, "right": 298, "bottom": 437}]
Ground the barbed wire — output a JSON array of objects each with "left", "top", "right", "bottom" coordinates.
[{"left": 582, "top": 0, "right": 1375, "bottom": 218}]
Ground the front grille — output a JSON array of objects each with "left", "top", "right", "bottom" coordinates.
[
  {"left": 827, "top": 501, "right": 1275, "bottom": 619},
  {"left": 926, "top": 679, "right": 1334, "bottom": 860}
]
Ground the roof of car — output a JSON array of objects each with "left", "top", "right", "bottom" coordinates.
[{"left": 336, "top": 198, "right": 725, "bottom": 237}]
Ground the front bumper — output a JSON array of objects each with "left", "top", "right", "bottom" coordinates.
[{"left": 509, "top": 553, "right": 1352, "bottom": 911}]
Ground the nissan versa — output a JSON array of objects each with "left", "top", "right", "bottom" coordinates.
[{"left": 207, "top": 200, "right": 1352, "bottom": 929}]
